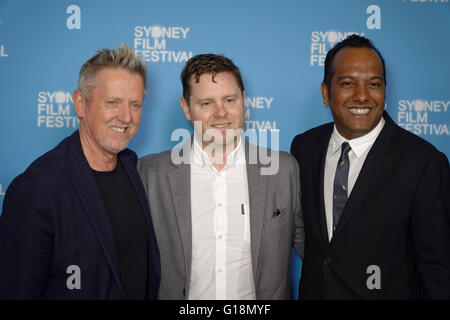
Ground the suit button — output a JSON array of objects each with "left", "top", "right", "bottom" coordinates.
[{"left": 323, "top": 258, "right": 332, "bottom": 265}]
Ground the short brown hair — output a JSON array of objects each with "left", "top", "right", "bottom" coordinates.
[{"left": 181, "top": 54, "right": 244, "bottom": 103}]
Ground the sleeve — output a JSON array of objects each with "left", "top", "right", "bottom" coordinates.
[
  {"left": 411, "top": 151, "right": 450, "bottom": 299},
  {"left": 291, "top": 157, "right": 305, "bottom": 260},
  {"left": 0, "top": 174, "right": 54, "bottom": 299}
]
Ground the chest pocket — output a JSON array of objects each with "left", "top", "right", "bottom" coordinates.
[{"left": 263, "top": 208, "right": 288, "bottom": 234}]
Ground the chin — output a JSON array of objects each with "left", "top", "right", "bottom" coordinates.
[{"left": 102, "top": 141, "right": 129, "bottom": 154}]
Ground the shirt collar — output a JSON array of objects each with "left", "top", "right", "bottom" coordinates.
[
  {"left": 330, "top": 117, "right": 385, "bottom": 158},
  {"left": 191, "top": 136, "right": 245, "bottom": 170}
]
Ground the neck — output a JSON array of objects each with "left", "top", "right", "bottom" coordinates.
[
  {"left": 209, "top": 148, "right": 227, "bottom": 171},
  {"left": 202, "top": 136, "right": 239, "bottom": 172},
  {"left": 78, "top": 127, "right": 117, "bottom": 171}
]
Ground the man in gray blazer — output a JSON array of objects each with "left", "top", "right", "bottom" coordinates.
[{"left": 138, "top": 54, "right": 304, "bottom": 300}]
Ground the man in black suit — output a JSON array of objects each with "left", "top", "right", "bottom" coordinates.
[
  {"left": 291, "top": 35, "right": 450, "bottom": 299},
  {"left": 0, "top": 44, "right": 160, "bottom": 299}
]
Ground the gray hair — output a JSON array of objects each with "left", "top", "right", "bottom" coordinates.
[{"left": 78, "top": 43, "right": 147, "bottom": 99}]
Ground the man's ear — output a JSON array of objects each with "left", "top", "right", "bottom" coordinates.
[
  {"left": 73, "top": 89, "right": 86, "bottom": 118},
  {"left": 180, "top": 97, "right": 192, "bottom": 121},
  {"left": 320, "top": 82, "right": 330, "bottom": 106}
]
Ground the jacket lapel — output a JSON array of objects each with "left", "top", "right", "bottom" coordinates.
[
  {"left": 66, "top": 131, "right": 125, "bottom": 298},
  {"left": 331, "top": 112, "right": 394, "bottom": 242},
  {"left": 121, "top": 151, "right": 161, "bottom": 298},
  {"left": 245, "top": 142, "right": 268, "bottom": 279},
  {"left": 121, "top": 153, "right": 151, "bottom": 226},
  {"left": 316, "top": 136, "right": 332, "bottom": 244}
]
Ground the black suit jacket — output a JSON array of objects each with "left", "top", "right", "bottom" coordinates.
[
  {"left": 0, "top": 131, "right": 161, "bottom": 299},
  {"left": 290, "top": 112, "right": 450, "bottom": 299}
]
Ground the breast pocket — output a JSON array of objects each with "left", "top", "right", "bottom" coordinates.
[{"left": 263, "top": 208, "right": 289, "bottom": 234}]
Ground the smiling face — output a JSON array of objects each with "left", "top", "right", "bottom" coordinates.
[
  {"left": 180, "top": 71, "right": 245, "bottom": 150},
  {"left": 74, "top": 67, "right": 144, "bottom": 161},
  {"left": 321, "top": 47, "right": 385, "bottom": 140}
]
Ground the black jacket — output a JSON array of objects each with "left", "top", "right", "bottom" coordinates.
[
  {"left": 291, "top": 112, "right": 450, "bottom": 299},
  {"left": 0, "top": 130, "right": 161, "bottom": 299}
]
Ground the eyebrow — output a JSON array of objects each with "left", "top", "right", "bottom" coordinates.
[
  {"left": 108, "top": 96, "right": 141, "bottom": 101},
  {"left": 197, "top": 97, "right": 212, "bottom": 103},
  {"left": 196, "top": 93, "right": 239, "bottom": 102},
  {"left": 224, "top": 94, "right": 239, "bottom": 99},
  {"left": 336, "top": 75, "right": 384, "bottom": 81}
]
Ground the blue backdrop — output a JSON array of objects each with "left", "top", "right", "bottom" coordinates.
[{"left": 0, "top": 0, "right": 449, "bottom": 299}]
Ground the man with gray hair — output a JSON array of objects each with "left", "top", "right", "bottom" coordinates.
[{"left": 0, "top": 44, "right": 160, "bottom": 299}]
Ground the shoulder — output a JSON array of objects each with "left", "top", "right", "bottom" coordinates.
[
  {"left": 278, "top": 150, "right": 298, "bottom": 168},
  {"left": 20, "top": 135, "right": 72, "bottom": 182},
  {"left": 379, "top": 120, "right": 447, "bottom": 173},
  {"left": 251, "top": 143, "right": 298, "bottom": 164},
  {"left": 378, "top": 112, "right": 443, "bottom": 161},
  {"left": 291, "top": 122, "right": 333, "bottom": 151},
  {"left": 4, "top": 136, "right": 73, "bottom": 201},
  {"left": 137, "top": 150, "right": 173, "bottom": 173},
  {"left": 392, "top": 123, "right": 442, "bottom": 157},
  {"left": 278, "top": 150, "right": 300, "bottom": 178},
  {"left": 248, "top": 143, "right": 299, "bottom": 176},
  {"left": 138, "top": 139, "right": 193, "bottom": 173},
  {"left": 290, "top": 123, "right": 333, "bottom": 164}
]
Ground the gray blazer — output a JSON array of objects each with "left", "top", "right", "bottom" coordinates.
[{"left": 137, "top": 140, "right": 304, "bottom": 300}]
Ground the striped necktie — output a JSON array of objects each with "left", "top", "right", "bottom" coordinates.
[{"left": 333, "top": 142, "right": 351, "bottom": 231}]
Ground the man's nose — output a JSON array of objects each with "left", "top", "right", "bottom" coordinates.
[
  {"left": 353, "top": 85, "right": 369, "bottom": 103},
  {"left": 118, "top": 104, "right": 132, "bottom": 123},
  {"left": 214, "top": 102, "right": 227, "bottom": 117}
]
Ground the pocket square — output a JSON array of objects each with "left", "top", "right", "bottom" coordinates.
[{"left": 273, "top": 208, "right": 287, "bottom": 218}]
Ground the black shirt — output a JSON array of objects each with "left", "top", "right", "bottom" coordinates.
[{"left": 93, "top": 159, "right": 148, "bottom": 299}]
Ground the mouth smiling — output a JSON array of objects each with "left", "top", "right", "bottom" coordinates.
[
  {"left": 211, "top": 122, "right": 232, "bottom": 129},
  {"left": 348, "top": 107, "right": 371, "bottom": 115},
  {"left": 110, "top": 126, "right": 128, "bottom": 133}
]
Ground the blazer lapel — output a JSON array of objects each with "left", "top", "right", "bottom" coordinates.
[
  {"left": 167, "top": 152, "right": 192, "bottom": 290},
  {"left": 316, "top": 137, "right": 331, "bottom": 245},
  {"left": 66, "top": 131, "right": 125, "bottom": 297},
  {"left": 120, "top": 153, "right": 151, "bottom": 225},
  {"left": 331, "top": 113, "right": 394, "bottom": 241},
  {"left": 121, "top": 151, "right": 161, "bottom": 299},
  {"left": 245, "top": 142, "right": 268, "bottom": 279}
]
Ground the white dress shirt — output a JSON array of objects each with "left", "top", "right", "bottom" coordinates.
[
  {"left": 188, "top": 138, "right": 256, "bottom": 300},
  {"left": 324, "top": 118, "right": 385, "bottom": 241}
]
